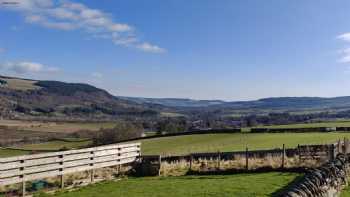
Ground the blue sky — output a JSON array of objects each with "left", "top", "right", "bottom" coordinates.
[{"left": 1, "top": 0, "right": 350, "bottom": 101}]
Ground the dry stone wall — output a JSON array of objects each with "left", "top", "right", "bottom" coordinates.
[{"left": 283, "top": 154, "right": 349, "bottom": 197}]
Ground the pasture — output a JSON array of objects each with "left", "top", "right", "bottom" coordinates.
[
  {"left": 138, "top": 132, "right": 350, "bottom": 155},
  {"left": 262, "top": 121, "right": 350, "bottom": 128},
  {"left": 0, "top": 119, "right": 117, "bottom": 133},
  {"left": 0, "top": 139, "right": 91, "bottom": 158},
  {"left": 341, "top": 188, "right": 350, "bottom": 197},
  {"left": 36, "top": 172, "right": 300, "bottom": 197},
  {"left": 0, "top": 148, "right": 30, "bottom": 157},
  {"left": 2, "top": 132, "right": 350, "bottom": 157}
]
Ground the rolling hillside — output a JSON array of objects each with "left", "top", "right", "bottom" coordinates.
[
  {"left": 0, "top": 75, "right": 159, "bottom": 119},
  {"left": 121, "top": 96, "right": 350, "bottom": 111}
]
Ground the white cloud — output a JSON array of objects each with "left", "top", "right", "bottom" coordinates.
[
  {"left": 337, "top": 33, "right": 350, "bottom": 63},
  {"left": 338, "top": 48, "right": 350, "bottom": 63},
  {"left": 91, "top": 72, "right": 103, "bottom": 78},
  {"left": 0, "top": 0, "right": 165, "bottom": 53},
  {"left": 338, "top": 33, "right": 350, "bottom": 42},
  {"left": 0, "top": 61, "right": 59, "bottom": 74},
  {"left": 136, "top": 42, "right": 166, "bottom": 53}
]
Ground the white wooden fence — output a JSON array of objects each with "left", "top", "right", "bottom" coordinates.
[{"left": 0, "top": 142, "right": 141, "bottom": 191}]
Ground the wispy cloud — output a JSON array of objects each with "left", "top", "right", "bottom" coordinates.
[
  {"left": 137, "top": 42, "right": 167, "bottom": 53},
  {"left": 337, "top": 33, "right": 350, "bottom": 42},
  {"left": 0, "top": 0, "right": 165, "bottom": 53},
  {"left": 337, "top": 33, "right": 350, "bottom": 63},
  {"left": 0, "top": 61, "right": 59, "bottom": 74},
  {"left": 91, "top": 72, "right": 103, "bottom": 78},
  {"left": 338, "top": 48, "right": 350, "bottom": 63},
  {"left": 0, "top": 48, "right": 5, "bottom": 53}
]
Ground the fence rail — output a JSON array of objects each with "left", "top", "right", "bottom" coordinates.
[{"left": 0, "top": 142, "right": 141, "bottom": 187}]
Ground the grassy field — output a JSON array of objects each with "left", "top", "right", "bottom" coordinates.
[
  {"left": 2, "top": 132, "right": 350, "bottom": 157},
  {"left": 0, "top": 120, "right": 117, "bottom": 133},
  {"left": 37, "top": 172, "right": 299, "bottom": 197},
  {"left": 138, "top": 132, "right": 350, "bottom": 155},
  {"left": 262, "top": 121, "right": 350, "bottom": 128},
  {"left": 18, "top": 140, "right": 91, "bottom": 151},
  {"left": 0, "top": 77, "right": 40, "bottom": 90},
  {"left": 0, "top": 139, "right": 92, "bottom": 158},
  {"left": 341, "top": 187, "right": 350, "bottom": 196},
  {"left": 0, "top": 148, "right": 30, "bottom": 158}
]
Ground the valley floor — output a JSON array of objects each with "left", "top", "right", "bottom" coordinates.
[{"left": 3, "top": 132, "right": 350, "bottom": 157}]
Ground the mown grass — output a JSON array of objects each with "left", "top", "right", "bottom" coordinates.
[
  {"left": 138, "top": 132, "right": 350, "bottom": 155},
  {"left": 37, "top": 172, "right": 300, "bottom": 197}
]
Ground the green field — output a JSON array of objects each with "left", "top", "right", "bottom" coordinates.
[
  {"left": 37, "top": 172, "right": 299, "bottom": 197},
  {"left": 262, "top": 121, "right": 350, "bottom": 128},
  {"left": 19, "top": 140, "right": 91, "bottom": 151},
  {"left": 2, "top": 132, "right": 350, "bottom": 157},
  {"left": 138, "top": 132, "right": 350, "bottom": 155},
  {"left": 0, "top": 139, "right": 92, "bottom": 158},
  {"left": 0, "top": 148, "right": 30, "bottom": 158},
  {"left": 341, "top": 187, "right": 350, "bottom": 196}
]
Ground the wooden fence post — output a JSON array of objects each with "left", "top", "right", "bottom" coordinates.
[
  {"left": 217, "top": 152, "right": 221, "bottom": 169},
  {"left": 59, "top": 154, "right": 64, "bottom": 189},
  {"left": 297, "top": 144, "right": 301, "bottom": 161},
  {"left": 189, "top": 154, "right": 193, "bottom": 171},
  {"left": 158, "top": 155, "right": 162, "bottom": 176},
  {"left": 60, "top": 175, "right": 64, "bottom": 189},
  {"left": 20, "top": 159, "right": 26, "bottom": 197},
  {"left": 90, "top": 169, "right": 95, "bottom": 183},
  {"left": 345, "top": 138, "right": 350, "bottom": 154},
  {"left": 90, "top": 151, "right": 95, "bottom": 183},
  {"left": 22, "top": 180, "right": 26, "bottom": 197},
  {"left": 281, "top": 144, "right": 285, "bottom": 169},
  {"left": 329, "top": 144, "right": 335, "bottom": 161},
  {"left": 338, "top": 139, "right": 342, "bottom": 154},
  {"left": 245, "top": 147, "right": 249, "bottom": 170}
]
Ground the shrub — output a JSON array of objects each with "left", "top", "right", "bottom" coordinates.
[{"left": 93, "top": 121, "right": 144, "bottom": 145}]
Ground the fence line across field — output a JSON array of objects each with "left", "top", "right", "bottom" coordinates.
[{"left": 0, "top": 142, "right": 141, "bottom": 192}]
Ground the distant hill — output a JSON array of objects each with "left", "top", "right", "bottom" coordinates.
[
  {"left": 3, "top": 75, "right": 350, "bottom": 120},
  {"left": 0, "top": 76, "right": 159, "bottom": 120},
  {"left": 119, "top": 97, "right": 226, "bottom": 107},
  {"left": 120, "top": 96, "right": 350, "bottom": 111}
]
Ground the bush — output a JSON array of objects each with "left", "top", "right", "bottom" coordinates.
[{"left": 93, "top": 121, "right": 144, "bottom": 145}]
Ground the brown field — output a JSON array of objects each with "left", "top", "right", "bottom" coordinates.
[{"left": 0, "top": 77, "right": 40, "bottom": 90}]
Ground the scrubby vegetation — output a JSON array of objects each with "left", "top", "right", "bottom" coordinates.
[{"left": 92, "top": 121, "right": 144, "bottom": 145}]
